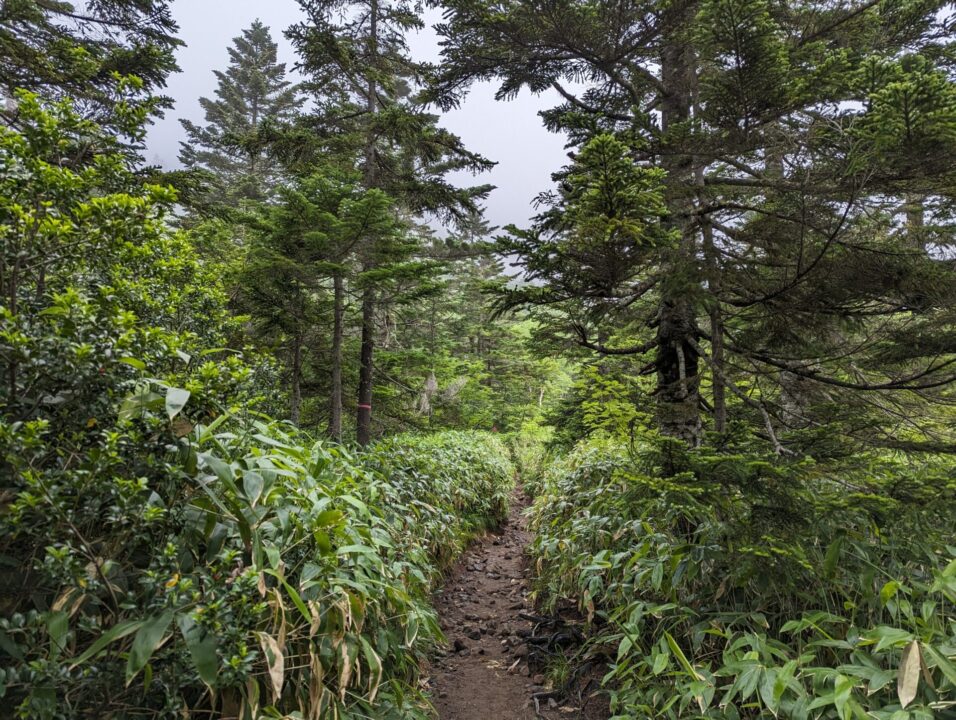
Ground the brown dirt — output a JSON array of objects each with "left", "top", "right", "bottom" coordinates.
[{"left": 428, "top": 493, "right": 609, "bottom": 720}]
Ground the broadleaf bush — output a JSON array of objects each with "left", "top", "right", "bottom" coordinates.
[{"left": 2, "top": 417, "right": 513, "bottom": 718}]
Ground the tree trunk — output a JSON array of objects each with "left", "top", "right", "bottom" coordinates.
[
  {"left": 356, "top": 0, "right": 379, "bottom": 447},
  {"left": 356, "top": 286, "right": 375, "bottom": 446},
  {"left": 905, "top": 194, "right": 925, "bottom": 250},
  {"left": 290, "top": 335, "right": 303, "bottom": 426},
  {"left": 655, "top": 299, "right": 701, "bottom": 444},
  {"left": 328, "top": 272, "right": 344, "bottom": 441},
  {"left": 656, "top": 14, "right": 702, "bottom": 446},
  {"left": 710, "top": 306, "right": 727, "bottom": 434}
]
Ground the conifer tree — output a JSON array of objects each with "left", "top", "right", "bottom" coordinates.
[
  {"left": 238, "top": 174, "right": 398, "bottom": 426},
  {"left": 0, "top": 0, "right": 180, "bottom": 131},
  {"left": 288, "top": 0, "right": 493, "bottom": 444},
  {"left": 433, "top": 0, "right": 956, "bottom": 452},
  {"left": 180, "top": 20, "right": 301, "bottom": 203}
]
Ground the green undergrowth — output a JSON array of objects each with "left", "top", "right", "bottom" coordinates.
[
  {"left": 1, "top": 424, "right": 513, "bottom": 719},
  {"left": 507, "top": 421, "right": 557, "bottom": 497},
  {"left": 527, "top": 436, "right": 956, "bottom": 719}
]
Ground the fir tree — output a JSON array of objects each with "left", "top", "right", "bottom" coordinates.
[
  {"left": 180, "top": 20, "right": 301, "bottom": 203},
  {"left": 0, "top": 0, "right": 180, "bottom": 131},
  {"left": 238, "top": 173, "right": 398, "bottom": 426},
  {"left": 288, "top": 0, "right": 494, "bottom": 444},
  {"left": 433, "top": 0, "right": 956, "bottom": 453}
]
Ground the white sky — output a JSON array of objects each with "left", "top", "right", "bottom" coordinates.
[{"left": 144, "top": 0, "right": 570, "bottom": 231}]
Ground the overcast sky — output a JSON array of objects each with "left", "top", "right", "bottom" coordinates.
[{"left": 144, "top": 0, "right": 570, "bottom": 231}]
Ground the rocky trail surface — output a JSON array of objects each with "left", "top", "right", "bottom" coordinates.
[{"left": 428, "top": 494, "right": 607, "bottom": 720}]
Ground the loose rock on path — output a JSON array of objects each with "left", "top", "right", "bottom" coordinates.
[{"left": 428, "top": 493, "right": 599, "bottom": 719}]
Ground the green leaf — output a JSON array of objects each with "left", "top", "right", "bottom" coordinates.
[
  {"left": 834, "top": 674, "right": 854, "bottom": 720},
  {"left": 360, "top": 636, "right": 383, "bottom": 703},
  {"left": 759, "top": 668, "right": 779, "bottom": 714},
  {"left": 0, "top": 628, "right": 24, "bottom": 661},
  {"left": 118, "top": 357, "right": 146, "bottom": 371},
  {"left": 823, "top": 535, "right": 843, "bottom": 578},
  {"left": 868, "top": 669, "right": 895, "bottom": 695},
  {"left": 177, "top": 615, "right": 218, "bottom": 687},
  {"left": 119, "top": 386, "right": 163, "bottom": 422},
  {"left": 923, "top": 644, "right": 956, "bottom": 689},
  {"left": 70, "top": 620, "right": 145, "bottom": 667},
  {"left": 405, "top": 614, "right": 419, "bottom": 646},
  {"left": 664, "top": 631, "right": 704, "bottom": 682},
  {"left": 735, "top": 662, "right": 762, "bottom": 702},
  {"left": 265, "top": 544, "right": 281, "bottom": 570},
  {"left": 880, "top": 580, "right": 902, "bottom": 606},
  {"left": 315, "top": 509, "right": 345, "bottom": 527},
  {"left": 243, "top": 471, "right": 264, "bottom": 507},
  {"left": 46, "top": 611, "right": 68, "bottom": 659},
  {"left": 314, "top": 530, "right": 333, "bottom": 555},
  {"left": 652, "top": 651, "right": 668, "bottom": 675},
  {"left": 863, "top": 626, "right": 913, "bottom": 653},
  {"left": 200, "top": 454, "right": 239, "bottom": 493},
  {"left": 126, "top": 610, "right": 174, "bottom": 685},
  {"left": 264, "top": 570, "right": 310, "bottom": 623},
  {"left": 165, "top": 387, "right": 191, "bottom": 420},
  {"left": 336, "top": 544, "right": 378, "bottom": 556}
]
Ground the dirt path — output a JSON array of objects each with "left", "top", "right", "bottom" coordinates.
[{"left": 428, "top": 493, "right": 601, "bottom": 719}]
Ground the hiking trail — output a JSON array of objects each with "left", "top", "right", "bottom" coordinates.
[{"left": 428, "top": 493, "right": 607, "bottom": 719}]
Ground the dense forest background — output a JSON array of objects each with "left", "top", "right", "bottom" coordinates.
[{"left": 1, "top": 1, "right": 955, "bottom": 719}]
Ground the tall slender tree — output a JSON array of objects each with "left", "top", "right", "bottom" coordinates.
[
  {"left": 238, "top": 174, "right": 397, "bottom": 426},
  {"left": 432, "top": 0, "right": 956, "bottom": 452},
  {"left": 180, "top": 20, "right": 302, "bottom": 203},
  {"left": 288, "top": 0, "right": 493, "bottom": 444}
]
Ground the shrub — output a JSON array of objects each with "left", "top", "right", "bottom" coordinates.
[
  {"left": 507, "top": 420, "right": 556, "bottom": 496},
  {"left": 1, "top": 420, "right": 513, "bottom": 718},
  {"left": 528, "top": 436, "right": 956, "bottom": 719}
]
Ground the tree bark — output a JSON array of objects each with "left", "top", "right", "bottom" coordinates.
[
  {"left": 328, "top": 272, "right": 344, "bottom": 441},
  {"left": 356, "top": 286, "right": 375, "bottom": 446},
  {"left": 290, "top": 335, "right": 303, "bottom": 427},
  {"left": 656, "top": 11, "right": 702, "bottom": 446},
  {"left": 356, "top": 0, "right": 379, "bottom": 447},
  {"left": 710, "top": 305, "right": 727, "bottom": 434}
]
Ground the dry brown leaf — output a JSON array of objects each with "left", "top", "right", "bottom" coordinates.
[
  {"left": 171, "top": 416, "right": 193, "bottom": 438},
  {"left": 257, "top": 632, "right": 285, "bottom": 702},
  {"left": 309, "top": 599, "right": 322, "bottom": 637},
  {"left": 898, "top": 640, "right": 921, "bottom": 709},
  {"left": 338, "top": 642, "right": 352, "bottom": 701}
]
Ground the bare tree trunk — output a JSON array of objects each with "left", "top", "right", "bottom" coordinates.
[
  {"left": 356, "top": 287, "right": 374, "bottom": 446},
  {"left": 710, "top": 305, "right": 727, "bottom": 434},
  {"left": 290, "top": 335, "right": 303, "bottom": 426},
  {"left": 328, "top": 273, "right": 344, "bottom": 441}
]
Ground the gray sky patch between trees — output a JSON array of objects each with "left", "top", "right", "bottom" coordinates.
[{"left": 144, "top": 0, "right": 569, "bottom": 231}]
